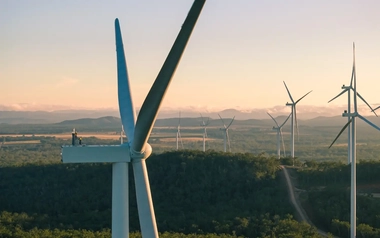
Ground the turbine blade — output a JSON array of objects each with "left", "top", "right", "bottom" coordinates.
[
  {"left": 179, "top": 132, "right": 184, "bottom": 149},
  {"left": 280, "top": 129, "right": 286, "bottom": 156},
  {"left": 226, "top": 130, "right": 231, "bottom": 152},
  {"left": 267, "top": 112, "right": 279, "bottom": 127},
  {"left": 295, "top": 90, "right": 312, "bottom": 104},
  {"left": 283, "top": 81, "right": 294, "bottom": 103},
  {"left": 115, "top": 19, "right": 136, "bottom": 141},
  {"left": 132, "top": 0, "right": 206, "bottom": 152},
  {"left": 357, "top": 92, "right": 378, "bottom": 116},
  {"left": 279, "top": 113, "right": 291, "bottom": 128},
  {"left": 218, "top": 114, "right": 227, "bottom": 128},
  {"left": 200, "top": 113, "right": 205, "bottom": 126},
  {"left": 328, "top": 118, "right": 353, "bottom": 148},
  {"left": 178, "top": 111, "right": 181, "bottom": 125},
  {"left": 294, "top": 107, "right": 299, "bottom": 141},
  {"left": 350, "top": 42, "right": 355, "bottom": 87},
  {"left": 327, "top": 89, "right": 348, "bottom": 103},
  {"left": 352, "top": 43, "right": 358, "bottom": 113},
  {"left": 357, "top": 114, "right": 380, "bottom": 131},
  {"left": 132, "top": 161, "right": 158, "bottom": 237},
  {"left": 226, "top": 116, "right": 235, "bottom": 129}
]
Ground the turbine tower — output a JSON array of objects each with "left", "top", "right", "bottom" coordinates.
[
  {"left": 200, "top": 113, "right": 209, "bottom": 152},
  {"left": 329, "top": 43, "right": 380, "bottom": 238},
  {"left": 283, "top": 81, "right": 312, "bottom": 158},
  {"left": 267, "top": 112, "right": 291, "bottom": 159},
  {"left": 218, "top": 114, "right": 235, "bottom": 152},
  {"left": 176, "top": 112, "right": 184, "bottom": 150},
  {"left": 60, "top": 1, "right": 206, "bottom": 237}
]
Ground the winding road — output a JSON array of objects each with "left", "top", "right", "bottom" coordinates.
[{"left": 281, "top": 165, "right": 336, "bottom": 238}]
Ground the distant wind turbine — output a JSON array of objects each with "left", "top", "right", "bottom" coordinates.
[
  {"left": 120, "top": 125, "right": 125, "bottom": 144},
  {"left": 329, "top": 43, "right": 380, "bottom": 238},
  {"left": 60, "top": 1, "right": 206, "bottom": 237},
  {"left": 176, "top": 112, "right": 184, "bottom": 150},
  {"left": 218, "top": 114, "right": 235, "bottom": 152},
  {"left": 267, "top": 112, "right": 291, "bottom": 159},
  {"left": 200, "top": 113, "right": 210, "bottom": 152},
  {"left": 283, "top": 81, "right": 312, "bottom": 158}
]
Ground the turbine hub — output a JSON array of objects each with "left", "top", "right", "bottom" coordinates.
[{"left": 130, "top": 143, "right": 152, "bottom": 161}]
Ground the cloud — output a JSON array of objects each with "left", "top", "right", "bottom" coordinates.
[{"left": 55, "top": 76, "right": 79, "bottom": 88}]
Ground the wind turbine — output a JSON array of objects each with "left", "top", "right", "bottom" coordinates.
[
  {"left": 176, "top": 112, "right": 184, "bottom": 150},
  {"left": 267, "top": 112, "right": 291, "bottom": 159},
  {"left": 328, "top": 68, "right": 377, "bottom": 165},
  {"left": 329, "top": 43, "right": 380, "bottom": 238},
  {"left": 200, "top": 113, "right": 209, "bottom": 152},
  {"left": 61, "top": 1, "right": 206, "bottom": 237},
  {"left": 283, "top": 81, "right": 312, "bottom": 158},
  {"left": 218, "top": 114, "right": 235, "bottom": 152}
]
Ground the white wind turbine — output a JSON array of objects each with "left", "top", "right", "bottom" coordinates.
[
  {"left": 283, "top": 81, "right": 312, "bottom": 158},
  {"left": 328, "top": 65, "right": 377, "bottom": 165},
  {"left": 267, "top": 112, "right": 291, "bottom": 159},
  {"left": 176, "top": 112, "right": 184, "bottom": 150},
  {"left": 200, "top": 113, "right": 210, "bottom": 152},
  {"left": 218, "top": 114, "right": 235, "bottom": 152},
  {"left": 61, "top": 1, "right": 206, "bottom": 237},
  {"left": 329, "top": 43, "right": 380, "bottom": 238}
]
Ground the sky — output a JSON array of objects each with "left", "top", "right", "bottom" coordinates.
[{"left": 1, "top": 0, "right": 380, "bottom": 113}]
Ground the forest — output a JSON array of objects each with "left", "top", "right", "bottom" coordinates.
[
  {"left": 0, "top": 138, "right": 322, "bottom": 237},
  {"left": 1, "top": 130, "right": 380, "bottom": 237}
]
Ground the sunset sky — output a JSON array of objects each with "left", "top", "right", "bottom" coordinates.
[{"left": 1, "top": 0, "right": 380, "bottom": 112}]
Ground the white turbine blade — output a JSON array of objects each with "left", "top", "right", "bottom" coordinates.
[
  {"left": 205, "top": 116, "right": 210, "bottom": 126},
  {"left": 200, "top": 113, "right": 205, "bottom": 126},
  {"left": 179, "top": 131, "right": 184, "bottom": 149},
  {"left": 295, "top": 90, "right": 312, "bottom": 104},
  {"left": 353, "top": 43, "right": 358, "bottom": 113},
  {"left": 283, "top": 81, "right": 294, "bottom": 103},
  {"left": 178, "top": 111, "right": 181, "bottom": 126},
  {"left": 294, "top": 106, "right": 299, "bottom": 140},
  {"left": 115, "top": 19, "right": 136, "bottom": 141},
  {"left": 327, "top": 88, "right": 348, "bottom": 103},
  {"left": 132, "top": 0, "right": 206, "bottom": 153},
  {"left": 205, "top": 128, "right": 208, "bottom": 138},
  {"left": 357, "top": 114, "right": 380, "bottom": 131},
  {"left": 357, "top": 92, "right": 378, "bottom": 117},
  {"left": 218, "top": 114, "right": 227, "bottom": 128},
  {"left": 350, "top": 42, "right": 355, "bottom": 87},
  {"left": 226, "top": 129, "right": 231, "bottom": 152},
  {"left": 267, "top": 112, "right": 279, "bottom": 127},
  {"left": 280, "top": 129, "right": 286, "bottom": 156},
  {"left": 329, "top": 118, "right": 353, "bottom": 148},
  {"left": 279, "top": 113, "right": 291, "bottom": 128},
  {"left": 132, "top": 160, "right": 158, "bottom": 238},
  {"left": 226, "top": 116, "right": 235, "bottom": 129}
]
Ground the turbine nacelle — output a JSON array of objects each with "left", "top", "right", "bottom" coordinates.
[{"left": 130, "top": 143, "right": 153, "bottom": 161}]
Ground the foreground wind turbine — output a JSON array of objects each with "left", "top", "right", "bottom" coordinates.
[
  {"left": 218, "top": 114, "right": 235, "bottom": 152},
  {"left": 176, "top": 112, "right": 184, "bottom": 150},
  {"left": 267, "top": 112, "right": 291, "bottom": 159},
  {"left": 61, "top": 1, "right": 206, "bottom": 237},
  {"left": 329, "top": 43, "right": 380, "bottom": 238},
  {"left": 283, "top": 81, "right": 312, "bottom": 158},
  {"left": 328, "top": 72, "right": 377, "bottom": 165},
  {"left": 200, "top": 113, "right": 209, "bottom": 152}
]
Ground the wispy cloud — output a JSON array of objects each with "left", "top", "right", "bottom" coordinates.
[{"left": 55, "top": 76, "right": 79, "bottom": 88}]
